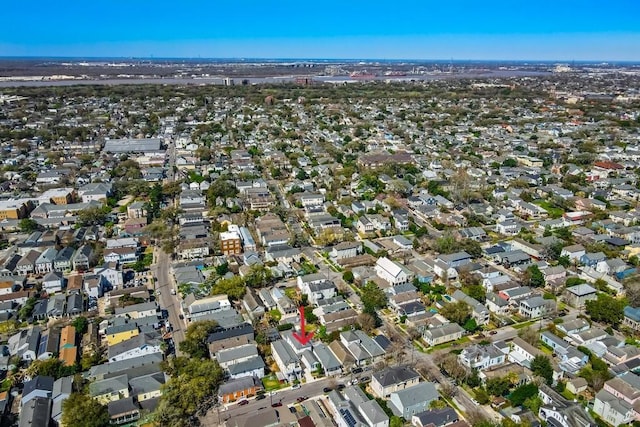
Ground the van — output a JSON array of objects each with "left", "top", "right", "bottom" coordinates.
[{"left": 171, "top": 289, "right": 177, "bottom": 295}]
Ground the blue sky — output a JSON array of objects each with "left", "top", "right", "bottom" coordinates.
[{"left": 2, "top": 0, "right": 639, "bottom": 60}]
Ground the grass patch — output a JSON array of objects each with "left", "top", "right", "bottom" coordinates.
[
  {"left": 262, "top": 375, "right": 284, "bottom": 392},
  {"left": 513, "top": 320, "right": 537, "bottom": 330},
  {"left": 284, "top": 287, "right": 298, "bottom": 299},
  {"left": 427, "top": 336, "right": 470, "bottom": 353},
  {"left": 538, "top": 341, "right": 554, "bottom": 355},
  {"left": 561, "top": 389, "right": 576, "bottom": 401},
  {"left": 534, "top": 201, "right": 565, "bottom": 219}
]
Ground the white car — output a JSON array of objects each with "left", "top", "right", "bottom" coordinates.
[{"left": 291, "top": 384, "right": 301, "bottom": 390}]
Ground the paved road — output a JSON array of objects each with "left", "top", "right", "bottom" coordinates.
[
  {"left": 203, "top": 376, "right": 342, "bottom": 426},
  {"left": 152, "top": 248, "right": 185, "bottom": 355}
]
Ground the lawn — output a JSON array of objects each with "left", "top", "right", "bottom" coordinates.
[
  {"left": 427, "top": 336, "right": 470, "bottom": 353},
  {"left": 513, "top": 319, "right": 538, "bottom": 330},
  {"left": 534, "top": 201, "right": 565, "bottom": 219},
  {"left": 561, "top": 389, "right": 576, "bottom": 401},
  {"left": 262, "top": 375, "right": 284, "bottom": 392}
]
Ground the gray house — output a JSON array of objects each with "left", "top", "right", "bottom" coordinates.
[{"left": 389, "top": 382, "right": 439, "bottom": 419}]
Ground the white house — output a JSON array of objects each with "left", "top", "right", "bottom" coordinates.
[
  {"left": 42, "top": 271, "right": 65, "bottom": 293},
  {"left": 593, "top": 389, "right": 634, "bottom": 427},
  {"left": 271, "top": 339, "right": 302, "bottom": 381},
  {"left": 375, "top": 257, "right": 413, "bottom": 286},
  {"left": 459, "top": 343, "right": 506, "bottom": 370}
]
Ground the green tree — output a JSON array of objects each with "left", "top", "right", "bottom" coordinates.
[
  {"left": 19, "top": 218, "right": 40, "bottom": 233},
  {"left": 439, "top": 301, "right": 471, "bottom": 325},
  {"left": 530, "top": 355, "right": 554, "bottom": 385},
  {"left": 585, "top": 294, "right": 625, "bottom": 326},
  {"left": 62, "top": 392, "right": 109, "bottom": 427},
  {"left": 486, "top": 376, "right": 511, "bottom": 396},
  {"left": 155, "top": 357, "right": 224, "bottom": 427},
  {"left": 304, "top": 306, "right": 318, "bottom": 323},
  {"left": 509, "top": 383, "right": 539, "bottom": 406},
  {"left": 26, "top": 358, "right": 75, "bottom": 380},
  {"left": 360, "top": 281, "right": 388, "bottom": 314},
  {"left": 76, "top": 206, "right": 110, "bottom": 226},
  {"left": 178, "top": 320, "right": 219, "bottom": 359},
  {"left": 474, "top": 388, "right": 490, "bottom": 404},
  {"left": 342, "top": 270, "right": 354, "bottom": 283},
  {"left": 463, "top": 284, "right": 486, "bottom": 303},
  {"left": 71, "top": 316, "right": 88, "bottom": 334},
  {"left": 525, "top": 265, "right": 545, "bottom": 288},
  {"left": 210, "top": 276, "right": 246, "bottom": 300}
]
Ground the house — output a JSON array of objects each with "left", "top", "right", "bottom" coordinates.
[
  {"left": 602, "top": 372, "right": 640, "bottom": 405},
  {"left": 8, "top": 326, "right": 41, "bottom": 361},
  {"left": 16, "top": 250, "right": 40, "bottom": 275},
  {"left": 327, "top": 386, "right": 389, "bottom": 427},
  {"left": 375, "top": 257, "right": 413, "bottom": 286},
  {"left": 564, "top": 284, "right": 597, "bottom": 308},
  {"left": 331, "top": 241, "right": 362, "bottom": 260},
  {"left": 19, "top": 397, "right": 52, "bottom": 427},
  {"left": 459, "top": 343, "right": 506, "bottom": 370},
  {"left": 108, "top": 397, "right": 141, "bottom": 426},
  {"left": 313, "top": 343, "right": 342, "bottom": 376},
  {"left": 623, "top": 306, "right": 640, "bottom": 331},
  {"left": 422, "top": 323, "right": 464, "bottom": 347},
  {"left": 340, "top": 330, "right": 386, "bottom": 366},
  {"left": 389, "top": 382, "right": 439, "bottom": 419},
  {"left": 104, "top": 247, "right": 138, "bottom": 264},
  {"left": 129, "top": 372, "right": 166, "bottom": 403},
  {"left": 108, "top": 333, "right": 162, "bottom": 363},
  {"left": 184, "top": 294, "right": 231, "bottom": 321},
  {"left": 53, "top": 246, "right": 75, "bottom": 271},
  {"left": 593, "top": 389, "right": 634, "bottom": 427},
  {"left": 486, "top": 292, "right": 510, "bottom": 315},
  {"left": 518, "top": 296, "right": 556, "bottom": 319},
  {"left": 566, "top": 378, "right": 588, "bottom": 395},
  {"left": 207, "top": 323, "right": 255, "bottom": 354},
  {"left": 538, "top": 384, "right": 595, "bottom": 427},
  {"left": 51, "top": 376, "right": 73, "bottom": 425},
  {"left": 215, "top": 344, "right": 265, "bottom": 379},
  {"left": 35, "top": 247, "right": 58, "bottom": 274},
  {"left": 411, "top": 407, "right": 459, "bottom": 427},
  {"left": 42, "top": 270, "right": 65, "bottom": 293},
  {"left": 72, "top": 244, "right": 93, "bottom": 271},
  {"left": 580, "top": 252, "right": 606, "bottom": 267},
  {"left": 115, "top": 302, "right": 158, "bottom": 320},
  {"left": 557, "top": 318, "right": 590, "bottom": 336},
  {"left": 90, "top": 374, "right": 130, "bottom": 404},
  {"left": 451, "top": 290, "right": 490, "bottom": 325},
  {"left": 218, "top": 376, "right": 263, "bottom": 404},
  {"left": 21, "top": 375, "right": 54, "bottom": 406},
  {"left": 561, "top": 245, "right": 586, "bottom": 262},
  {"left": 371, "top": 366, "right": 421, "bottom": 399},
  {"left": 271, "top": 339, "right": 302, "bottom": 381}
]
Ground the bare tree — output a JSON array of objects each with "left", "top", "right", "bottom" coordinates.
[
  {"left": 518, "top": 326, "right": 539, "bottom": 346},
  {"left": 357, "top": 313, "right": 376, "bottom": 334}
]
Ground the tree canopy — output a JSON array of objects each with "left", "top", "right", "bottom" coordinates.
[
  {"left": 439, "top": 300, "right": 471, "bottom": 325},
  {"left": 585, "top": 294, "right": 625, "bottom": 326},
  {"left": 530, "top": 355, "right": 554, "bottom": 385},
  {"left": 154, "top": 357, "right": 224, "bottom": 427},
  {"left": 62, "top": 392, "right": 110, "bottom": 427},
  {"left": 179, "top": 320, "right": 219, "bottom": 359}
]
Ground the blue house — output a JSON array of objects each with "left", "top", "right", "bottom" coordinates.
[{"left": 580, "top": 252, "right": 606, "bottom": 267}]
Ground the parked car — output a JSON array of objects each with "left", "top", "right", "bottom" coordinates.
[
  {"left": 256, "top": 394, "right": 267, "bottom": 400},
  {"left": 323, "top": 387, "right": 332, "bottom": 393},
  {"left": 238, "top": 399, "right": 249, "bottom": 406},
  {"left": 271, "top": 402, "right": 282, "bottom": 408},
  {"left": 291, "top": 384, "right": 300, "bottom": 390},
  {"left": 289, "top": 406, "right": 297, "bottom": 414},
  {"left": 489, "top": 331, "right": 498, "bottom": 335},
  {"left": 360, "top": 376, "right": 370, "bottom": 383},
  {"left": 296, "top": 396, "right": 308, "bottom": 403},
  {"left": 336, "top": 384, "right": 346, "bottom": 390},
  {"left": 351, "top": 367, "right": 363, "bottom": 374}
]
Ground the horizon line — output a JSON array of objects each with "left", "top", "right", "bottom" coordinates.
[{"left": 0, "top": 55, "right": 638, "bottom": 64}]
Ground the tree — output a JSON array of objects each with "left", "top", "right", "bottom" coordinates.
[
  {"left": 530, "top": 355, "right": 554, "bottom": 385},
  {"left": 210, "top": 276, "right": 246, "bottom": 300},
  {"left": 525, "top": 265, "right": 545, "bottom": 288},
  {"left": 19, "top": 218, "right": 39, "bottom": 233},
  {"left": 360, "top": 282, "right": 388, "bottom": 314},
  {"left": 304, "top": 306, "right": 318, "bottom": 323},
  {"left": 342, "top": 270, "right": 354, "bottom": 284},
  {"left": 77, "top": 206, "right": 110, "bottom": 226},
  {"left": 463, "top": 317, "right": 479, "bottom": 333},
  {"left": 517, "top": 326, "right": 539, "bottom": 346},
  {"left": 62, "top": 392, "right": 109, "bottom": 427},
  {"left": 474, "top": 388, "right": 490, "bottom": 404},
  {"left": 509, "top": 383, "right": 538, "bottom": 406},
  {"left": 155, "top": 357, "right": 224, "bottom": 426},
  {"left": 179, "top": 320, "right": 218, "bottom": 359},
  {"left": 486, "top": 376, "right": 511, "bottom": 397},
  {"left": 439, "top": 301, "right": 471, "bottom": 325},
  {"left": 357, "top": 313, "right": 376, "bottom": 333},
  {"left": 459, "top": 239, "right": 482, "bottom": 258},
  {"left": 463, "top": 284, "right": 486, "bottom": 303},
  {"left": 585, "top": 294, "right": 625, "bottom": 326},
  {"left": 624, "top": 276, "right": 640, "bottom": 307},
  {"left": 71, "top": 316, "right": 88, "bottom": 334},
  {"left": 26, "top": 358, "right": 75, "bottom": 380}
]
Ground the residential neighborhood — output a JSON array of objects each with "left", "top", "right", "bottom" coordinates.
[{"left": 0, "top": 64, "right": 639, "bottom": 427}]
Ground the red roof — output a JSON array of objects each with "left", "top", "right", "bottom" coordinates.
[{"left": 594, "top": 161, "right": 623, "bottom": 170}]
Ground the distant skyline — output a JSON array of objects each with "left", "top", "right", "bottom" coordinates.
[{"left": 3, "top": 1, "right": 640, "bottom": 61}]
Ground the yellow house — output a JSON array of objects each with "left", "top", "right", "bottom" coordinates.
[
  {"left": 104, "top": 322, "right": 139, "bottom": 346},
  {"left": 90, "top": 374, "right": 130, "bottom": 404}
]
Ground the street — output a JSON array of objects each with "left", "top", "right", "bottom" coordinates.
[{"left": 152, "top": 248, "right": 185, "bottom": 355}]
